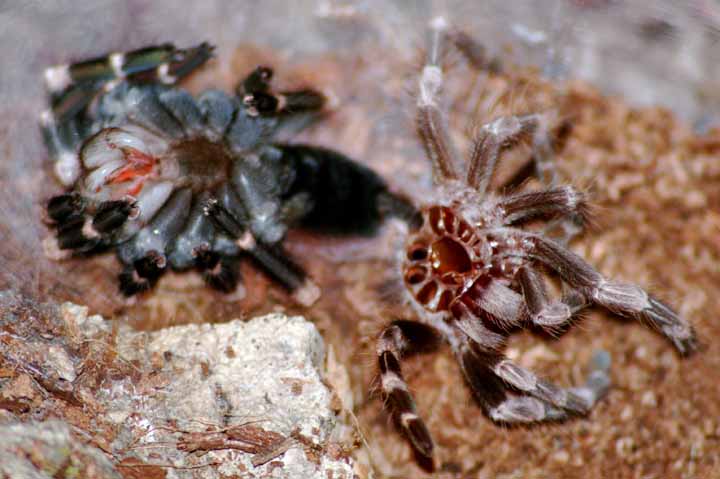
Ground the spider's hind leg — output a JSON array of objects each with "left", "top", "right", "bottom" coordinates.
[
  {"left": 202, "top": 197, "right": 319, "bottom": 306},
  {"left": 528, "top": 235, "right": 699, "bottom": 355},
  {"left": 457, "top": 338, "right": 610, "bottom": 424}
]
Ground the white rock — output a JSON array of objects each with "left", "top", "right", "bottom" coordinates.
[
  {"left": 100, "top": 313, "right": 354, "bottom": 479},
  {"left": 0, "top": 420, "right": 121, "bottom": 479}
]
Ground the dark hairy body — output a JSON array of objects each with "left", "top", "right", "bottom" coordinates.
[{"left": 41, "top": 43, "right": 413, "bottom": 300}]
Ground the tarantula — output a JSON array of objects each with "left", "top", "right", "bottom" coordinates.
[
  {"left": 376, "top": 18, "right": 698, "bottom": 461},
  {"left": 41, "top": 42, "right": 412, "bottom": 300}
]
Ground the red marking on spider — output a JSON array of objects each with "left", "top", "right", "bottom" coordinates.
[
  {"left": 106, "top": 147, "right": 157, "bottom": 196},
  {"left": 108, "top": 147, "right": 157, "bottom": 185}
]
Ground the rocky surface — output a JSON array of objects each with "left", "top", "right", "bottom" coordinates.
[
  {"left": 0, "top": 420, "right": 121, "bottom": 479},
  {"left": 105, "top": 312, "right": 355, "bottom": 479},
  {"left": 0, "top": 297, "right": 356, "bottom": 478}
]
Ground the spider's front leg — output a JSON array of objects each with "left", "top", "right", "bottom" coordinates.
[
  {"left": 492, "top": 185, "right": 591, "bottom": 227},
  {"left": 376, "top": 320, "right": 443, "bottom": 459},
  {"left": 448, "top": 23, "right": 583, "bottom": 243},
  {"left": 416, "top": 17, "right": 462, "bottom": 183}
]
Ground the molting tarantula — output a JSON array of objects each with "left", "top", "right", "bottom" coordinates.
[
  {"left": 41, "top": 42, "right": 412, "bottom": 300},
  {"left": 375, "top": 18, "right": 698, "bottom": 461}
]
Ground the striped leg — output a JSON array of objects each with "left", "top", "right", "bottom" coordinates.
[
  {"left": 491, "top": 354, "right": 610, "bottom": 415},
  {"left": 444, "top": 23, "right": 583, "bottom": 242},
  {"left": 41, "top": 111, "right": 86, "bottom": 186},
  {"left": 237, "top": 65, "right": 326, "bottom": 118},
  {"left": 466, "top": 114, "right": 540, "bottom": 195},
  {"left": 446, "top": 27, "right": 502, "bottom": 73},
  {"left": 45, "top": 43, "right": 214, "bottom": 120},
  {"left": 51, "top": 198, "right": 136, "bottom": 254},
  {"left": 526, "top": 234, "right": 699, "bottom": 355},
  {"left": 525, "top": 117, "right": 584, "bottom": 244},
  {"left": 231, "top": 66, "right": 326, "bottom": 148},
  {"left": 376, "top": 320, "right": 442, "bottom": 458},
  {"left": 43, "top": 43, "right": 213, "bottom": 186},
  {"left": 495, "top": 186, "right": 590, "bottom": 227}
]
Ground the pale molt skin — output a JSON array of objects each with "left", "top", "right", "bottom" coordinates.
[
  {"left": 375, "top": 17, "right": 698, "bottom": 466},
  {"left": 42, "top": 43, "right": 415, "bottom": 300}
]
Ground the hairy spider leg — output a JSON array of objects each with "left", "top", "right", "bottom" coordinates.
[
  {"left": 448, "top": 28, "right": 583, "bottom": 244},
  {"left": 231, "top": 63, "right": 327, "bottom": 145},
  {"left": 376, "top": 320, "right": 443, "bottom": 459},
  {"left": 515, "top": 265, "right": 574, "bottom": 333},
  {"left": 466, "top": 114, "right": 540, "bottom": 195},
  {"left": 416, "top": 17, "right": 460, "bottom": 183},
  {"left": 456, "top": 332, "right": 610, "bottom": 424},
  {"left": 42, "top": 42, "right": 214, "bottom": 187},
  {"left": 446, "top": 294, "right": 610, "bottom": 420},
  {"left": 446, "top": 27, "right": 503, "bottom": 74},
  {"left": 45, "top": 43, "right": 214, "bottom": 119},
  {"left": 116, "top": 188, "right": 192, "bottom": 295},
  {"left": 376, "top": 299, "right": 610, "bottom": 460},
  {"left": 491, "top": 185, "right": 591, "bottom": 227},
  {"left": 203, "top": 197, "right": 319, "bottom": 306},
  {"left": 515, "top": 233, "right": 699, "bottom": 355}
]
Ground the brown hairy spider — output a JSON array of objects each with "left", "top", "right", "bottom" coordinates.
[{"left": 376, "top": 18, "right": 698, "bottom": 462}]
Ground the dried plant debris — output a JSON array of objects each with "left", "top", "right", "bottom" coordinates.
[{"left": 0, "top": 294, "right": 356, "bottom": 478}]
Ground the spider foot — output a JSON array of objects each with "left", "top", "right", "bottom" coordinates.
[
  {"left": 118, "top": 251, "right": 166, "bottom": 296},
  {"left": 569, "top": 350, "right": 612, "bottom": 411}
]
